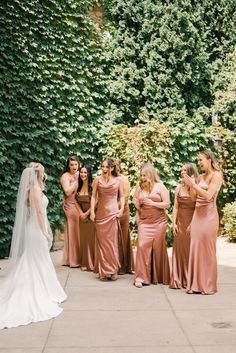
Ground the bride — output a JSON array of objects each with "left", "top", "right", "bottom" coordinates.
[{"left": 0, "top": 162, "right": 67, "bottom": 329}]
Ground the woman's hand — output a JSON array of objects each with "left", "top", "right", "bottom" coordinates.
[
  {"left": 117, "top": 209, "right": 124, "bottom": 219},
  {"left": 186, "top": 224, "right": 191, "bottom": 236},
  {"left": 142, "top": 198, "right": 154, "bottom": 207},
  {"left": 44, "top": 233, "right": 51, "bottom": 241},
  {"left": 80, "top": 213, "right": 88, "bottom": 221},
  {"left": 90, "top": 211, "right": 95, "bottom": 222},
  {"left": 173, "top": 224, "right": 178, "bottom": 236},
  {"left": 183, "top": 174, "right": 196, "bottom": 188}
]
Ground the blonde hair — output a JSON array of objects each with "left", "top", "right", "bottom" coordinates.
[
  {"left": 200, "top": 150, "right": 221, "bottom": 172},
  {"left": 182, "top": 163, "right": 199, "bottom": 183},
  {"left": 27, "top": 162, "right": 47, "bottom": 190},
  {"left": 139, "top": 163, "right": 160, "bottom": 193}
]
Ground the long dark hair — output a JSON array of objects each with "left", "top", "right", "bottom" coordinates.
[
  {"left": 78, "top": 165, "right": 93, "bottom": 195},
  {"left": 63, "top": 155, "right": 80, "bottom": 173}
]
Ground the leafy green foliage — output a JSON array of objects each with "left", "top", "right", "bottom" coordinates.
[
  {"left": 103, "top": 0, "right": 236, "bottom": 126},
  {"left": 222, "top": 202, "right": 236, "bottom": 242},
  {"left": 99, "top": 114, "right": 209, "bottom": 244},
  {"left": 197, "top": 49, "right": 236, "bottom": 207},
  {"left": 0, "top": 0, "right": 107, "bottom": 257}
]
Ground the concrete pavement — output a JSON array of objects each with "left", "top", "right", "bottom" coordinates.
[{"left": 0, "top": 237, "right": 236, "bottom": 353}]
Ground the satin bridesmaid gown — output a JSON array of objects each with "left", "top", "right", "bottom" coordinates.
[
  {"left": 134, "top": 189, "right": 170, "bottom": 285},
  {"left": 95, "top": 177, "right": 121, "bottom": 278},
  {"left": 187, "top": 179, "right": 219, "bottom": 294},
  {"left": 169, "top": 190, "right": 195, "bottom": 289},
  {"left": 76, "top": 194, "right": 95, "bottom": 271},
  {"left": 62, "top": 190, "right": 81, "bottom": 267},
  {"left": 118, "top": 201, "right": 135, "bottom": 274}
]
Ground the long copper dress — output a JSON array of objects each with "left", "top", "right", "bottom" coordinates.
[
  {"left": 118, "top": 201, "right": 135, "bottom": 274},
  {"left": 134, "top": 190, "right": 170, "bottom": 285},
  {"left": 76, "top": 194, "right": 95, "bottom": 271},
  {"left": 187, "top": 179, "right": 219, "bottom": 294},
  {"left": 62, "top": 191, "right": 81, "bottom": 267},
  {"left": 95, "top": 177, "right": 121, "bottom": 278},
  {"left": 169, "top": 190, "right": 195, "bottom": 289}
]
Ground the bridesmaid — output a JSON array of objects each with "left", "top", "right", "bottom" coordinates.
[
  {"left": 109, "top": 158, "right": 135, "bottom": 274},
  {"left": 133, "top": 163, "right": 170, "bottom": 288},
  {"left": 76, "top": 165, "right": 95, "bottom": 271},
  {"left": 169, "top": 163, "right": 198, "bottom": 289},
  {"left": 184, "top": 150, "right": 223, "bottom": 294},
  {"left": 90, "top": 158, "right": 125, "bottom": 281},
  {"left": 60, "top": 156, "right": 81, "bottom": 268}
]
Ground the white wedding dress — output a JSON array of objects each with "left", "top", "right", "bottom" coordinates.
[{"left": 0, "top": 193, "right": 67, "bottom": 329}]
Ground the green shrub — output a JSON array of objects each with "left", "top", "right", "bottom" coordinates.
[
  {"left": 222, "top": 202, "right": 236, "bottom": 242},
  {"left": 99, "top": 114, "right": 209, "bottom": 245}
]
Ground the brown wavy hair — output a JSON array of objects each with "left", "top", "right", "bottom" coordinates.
[
  {"left": 200, "top": 150, "right": 221, "bottom": 172},
  {"left": 182, "top": 163, "right": 199, "bottom": 183}
]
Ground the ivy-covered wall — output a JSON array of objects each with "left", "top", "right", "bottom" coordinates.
[
  {"left": 0, "top": 0, "right": 107, "bottom": 257},
  {"left": 0, "top": 0, "right": 235, "bottom": 254},
  {"left": 103, "top": 0, "right": 236, "bottom": 125}
]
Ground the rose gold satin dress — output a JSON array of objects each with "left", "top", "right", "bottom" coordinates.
[
  {"left": 134, "top": 191, "right": 170, "bottom": 285},
  {"left": 169, "top": 191, "right": 195, "bottom": 289},
  {"left": 118, "top": 201, "right": 135, "bottom": 274},
  {"left": 187, "top": 179, "right": 219, "bottom": 294},
  {"left": 95, "top": 178, "right": 121, "bottom": 278},
  {"left": 76, "top": 194, "right": 95, "bottom": 271},
  {"left": 62, "top": 192, "right": 81, "bottom": 267}
]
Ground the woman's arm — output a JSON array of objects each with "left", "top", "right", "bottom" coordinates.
[
  {"left": 142, "top": 183, "right": 170, "bottom": 209},
  {"left": 31, "top": 187, "right": 50, "bottom": 240},
  {"left": 172, "top": 185, "right": 180, "bottom": 236},
  {"left": 132, "top": 183, "right": 141, "bottom": 210},
  {"left": 184, "top": 172, "right": 222, "bottom": 201},
  {"left": 122, "top": 175, "right": 130, "bottom": 203},
  {"left": 118, "top": 179, "right": 125, "bottom": 217},
  {"left": 90, "top": 177, "right": 99, "bottom": 222},
  {"left": 60, "top": 173, "right": 78, "bottom": 196}
]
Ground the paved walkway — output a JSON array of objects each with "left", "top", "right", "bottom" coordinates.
[{"left": 0, "top": 237, "right": 236, "bottom": 353}]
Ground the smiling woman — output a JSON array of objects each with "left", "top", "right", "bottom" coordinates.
[
  {"left": 60, "top": 156, "right": 81, "bottom": 268},
  {"left": 75, "top": 165, "right": 95, "bottom": 271},
  {"left": 133, "top": 163, "right": 170, "bottom": 288},
  {"left": 90, "top": 158, "right": 125, "bottom": 281},
  {"left": 183, "top": 150, "right": 223, "bottom": 295}
]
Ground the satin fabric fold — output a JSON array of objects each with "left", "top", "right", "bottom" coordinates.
[
  {"left": 62, "top": 192, "right": 81, "bottom": 267},
  {"left": 95, "top": 178, "right": 121, "bottom": 278},
  {"left": 76, "top": 194, "right": 95, "bottom": 271},
  {"left": 187, "top": 180, "right": 219, "bottom": 294},
  {"left": 118, "top": 202, "right": 135, "bottom": 274},
  {"left": 170, "top": 193, "right": 195, "bottom": 289},
  {"left": 134, "top": 191, "right": 170, "bottom": 285}
]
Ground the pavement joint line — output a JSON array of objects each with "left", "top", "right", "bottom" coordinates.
[
  {"left": 41, "top": 264, "right": 71, "bottom": 353},
  {"left": 161, "top": 285, "right": 196, "bottom": 353},
  {"left": 38, "top": 344, "right": 200, "bottom": 348},
  {"left": 61, "top": 308, "right": 236, "bottom": 312}
]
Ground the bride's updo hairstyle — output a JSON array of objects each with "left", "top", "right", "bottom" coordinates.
[{"left": 27, "top": 162, "right": 47, "bottom": 190}]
